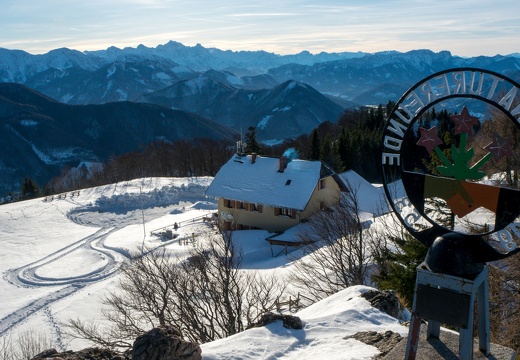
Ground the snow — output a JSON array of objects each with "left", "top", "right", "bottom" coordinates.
[
  {"left": 225, "top": 73, "right": 245, "bottom": 86},
  {"left": 106, "top": 66, "right": 116, "bottom": 78},
  {"left": 153, "top": 71, "right": 172, "bottom": 80},
  {"left": 257, "top": 115, "right": 271, "bottom": 129},
  {"left": 186, "top": 76, "right": 207, "bottom": 94},
  {"left": 0, "top": 175, "right": 407, "bottom": 358},
  {"left": 337, "top": 170, "right": 389, "bottom": 215},
  {"left": 30, "top": 143, "right": 53, "bottom": 164},
  {"left": 20, "top": 120, "right": 39, "bottom": 127},
  {"left": 273, "top": 106, "right": 292, "bottom": 112},
  {"left": 202, "top": 286, "right": 407, "bottom": 360}
]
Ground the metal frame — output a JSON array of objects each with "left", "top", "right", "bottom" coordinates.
[{"left": 405, "top": 266, "right": 490, "bottom": 360}]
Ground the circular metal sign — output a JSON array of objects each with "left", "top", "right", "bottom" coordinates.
[{"left": 381, "top": 68, "right": 520, "bottom": 252}]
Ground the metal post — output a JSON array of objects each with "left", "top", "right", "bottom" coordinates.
[
  {"left": 459, "top": 290, "right": 476, "bottom": 359},
  {"left": 478, "top": 270, "right": 490, "bottom": 356},
  {"left": 405, "top": 314, "right": 421, "bottom": 360},
  {"left": 426, "top": 320, "right": 440, "bottom": 339},
  {"left": 139, "top": 186, "right": 146, "bottom": 248}
]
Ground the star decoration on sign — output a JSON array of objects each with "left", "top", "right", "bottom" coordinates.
[
  {"left": 484, "top": 134, "right": 513, "bottom": 161},
  {"left": 417, "top": 126, "right": 443, "bottom": 153},
  {"left": 451, "top": 106, "right": 479, "bottom": 136}
]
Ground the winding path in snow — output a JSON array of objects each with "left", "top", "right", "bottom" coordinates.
[
  {"left": 10, "top": 227, "right": 126, "bottom": 287},
  {"left": 0, "top": 224, "right": 129, "bottom": 336},
  {"left": 0, "top": 181, "right": 215, "bottom": 338}
]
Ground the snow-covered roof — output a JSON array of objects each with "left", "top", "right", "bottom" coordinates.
[
  {"left": 336, "top": 170, "right": 389, "bottom": 216},
  {"left": 206, "top": 154, "right": 323, "bottom": 210}
]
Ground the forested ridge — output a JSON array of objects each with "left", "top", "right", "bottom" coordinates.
[{"left": 6, "top": 103, "right": 391, "bottom": 202}]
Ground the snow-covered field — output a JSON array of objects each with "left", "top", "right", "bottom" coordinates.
[{"left": 0, "top": 176, "right": 407, "bottom": 359}]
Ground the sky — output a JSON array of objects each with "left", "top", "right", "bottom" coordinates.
[{"left": 1, "top": 0, "right": 519, "bottom": 57}]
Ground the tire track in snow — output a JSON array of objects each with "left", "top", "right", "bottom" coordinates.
[
  {"left": 1, "top": 183, "right": 210, "bottom": 338},
  {"left": 0, "top": 284, "right": 82, "bottom": 336},
  {"left": 0, "top": 225, "right": 129, "bottom": 336}
]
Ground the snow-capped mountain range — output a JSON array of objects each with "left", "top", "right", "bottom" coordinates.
[
  {"left": 2, "top": 41, "right": 520, "bottom": 106},
  {"left": 1, "top": 41, "right": 520, "bottom": 193}
]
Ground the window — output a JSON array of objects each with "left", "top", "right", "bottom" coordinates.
[
  {"left": 224, "top": 199, "right": 237, "bottom": 208},
  {"left": 249, "top": 203, "right": 263, "bottom": 213},
  {"left": 318, "top": 178, "right": 326, "bottom": 190},
  {"left": 275, "top": 207, "right": 296, "bottom": 219},
  {"left": 238, "top": 201, "right": 246, "bottom": 209}
]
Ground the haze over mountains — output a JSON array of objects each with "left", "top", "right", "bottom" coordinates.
[{"left": 1, "top": 41, "right": 520, "bottom": 193}]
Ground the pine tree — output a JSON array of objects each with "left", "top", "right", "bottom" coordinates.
[
  {"left": 20, "top": 177, "right": 40, "bottom": 199},
  {"left": 308, "top": 129, "right": 321, "bottom": 160},
  {"left": 337, "top": 128, "right": 349, "bottom": 169},
  {"left": 243, "top": 126, "right": 262, "bottom": 154},
  {"left": 372, "top": 234, "right": 428, "bottom": 308}
]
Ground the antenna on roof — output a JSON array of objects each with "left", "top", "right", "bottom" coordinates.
[{"left": 236, "top": 126, "right": 245, "bottom": 156}]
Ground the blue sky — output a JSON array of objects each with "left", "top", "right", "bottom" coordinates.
[{"left": 1, "top": 0, "right": 519, "bottom": 56}]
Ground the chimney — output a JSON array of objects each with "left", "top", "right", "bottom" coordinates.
[
  {"left": 251, "top": 153, "right": 257, "bottom": 164},
  {"left": 278, "top": 156, "right": 287, "bottom": 172}
]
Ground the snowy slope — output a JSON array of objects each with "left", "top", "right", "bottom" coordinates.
[
  {"left": 202, "top": 286, "right": 407, "bottom": 360},
  {"left": 0, "top": 176, "right": 407, "bottom": 357},
  {"left": 0, "top": 177, "right": 216, "bottom": 350}
]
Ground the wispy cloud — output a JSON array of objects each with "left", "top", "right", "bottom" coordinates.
[{"left": 0, "top": 0, "right": 518, "bottom": 56}]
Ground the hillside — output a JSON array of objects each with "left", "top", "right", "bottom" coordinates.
[
  {"left": 0, "top": 83, "right": 237, "bottom": 193},
  {"left": 0, "top": 176, "right": 407, "bottom": 359},
  {"left": 140, "top": 77, "right": 345, "bottom": 140},
  {"left": 2, "top": 43, "right": 520, "bottom": 194}
]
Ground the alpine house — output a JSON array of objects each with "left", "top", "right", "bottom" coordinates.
[{"left": 206, "top": 153, "right": 343, "bottom": 233}]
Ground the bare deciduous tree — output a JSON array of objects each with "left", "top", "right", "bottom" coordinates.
[
  {"left": 0, "top": 329, "right": 53, "bottom": 360},
  {"left": 291, "top": 180, "right": 382, "bottom": 302},
  {"left": 66, "top": 229, "right": 286, "bottom": 350},
  {"left": 0, "top": 333, "right": 12, "bottom": 360},
  {"left": 487, "top": 252, "right": 520, "bottom": 354}
]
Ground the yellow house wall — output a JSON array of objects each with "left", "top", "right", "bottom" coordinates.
[
  {"left": 216, "top": 175, "right": 340, "bottom": 233},
  {"left": 217, "top": 199, "right": 299, "bottom": 233},
  {"left": 300, "top": 175, "right": 341, "bottom": 218}
]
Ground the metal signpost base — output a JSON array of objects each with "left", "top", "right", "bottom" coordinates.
[{"left": 405, "top": 265, "right": 490, "bottom": 360}]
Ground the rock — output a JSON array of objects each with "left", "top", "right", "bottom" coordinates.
[
  {"left": 31, "top": 347, "right": 127, "bottom": 359},
  {"left": 248, "top": 312, "right": 304, "bottom": 330},
  {"left": 360, "top": 290, "right": 403, "bottom": 319},
  {"left": 347, "top": 330, "right": 403, "bottom": 359},
  {"left": 132, "top": 325, "right": 202, "bottom": 360},
  {"left": 32, "top": 349, "right": 59, "bottom": 359}
]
